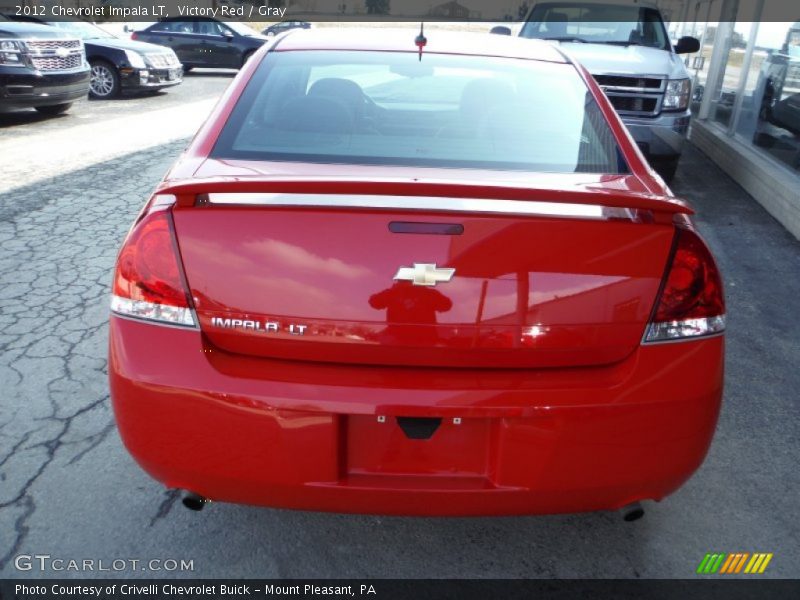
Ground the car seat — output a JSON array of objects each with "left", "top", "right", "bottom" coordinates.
[
  {"left": 438, "top": 78, "right": 517, "bottom": 139},
  {"left": 308, "top": 78, "right": 366, "bottom": 120},
  {"left": 278, "top": 96, "right": 354, "bottom": 134}
]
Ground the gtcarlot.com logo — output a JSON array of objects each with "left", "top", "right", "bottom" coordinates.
[
  {"left": 14, "top": 554, "right": 195, "bottom": 572},
  {"left": 697, "top": 552, "right": 773, "bottom": 575}
]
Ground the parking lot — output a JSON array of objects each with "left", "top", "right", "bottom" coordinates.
[{"left": 1, "top": 72, "right": 799, "bottom": 579}]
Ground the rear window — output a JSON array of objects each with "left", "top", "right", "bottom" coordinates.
[
  {"left": 212, "top": 50, "right": 628, "bottom": 174},
  {"left": 149, "top": 21, "right": 194, "bottom": 33}
]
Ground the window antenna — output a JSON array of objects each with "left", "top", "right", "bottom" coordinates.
[{"left": 415, "top": 22, "right": 427, "bottom": 61}]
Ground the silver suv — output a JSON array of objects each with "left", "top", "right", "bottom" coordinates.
[{"left": 511, "top": 0, "right": 700, "bottom": 182}]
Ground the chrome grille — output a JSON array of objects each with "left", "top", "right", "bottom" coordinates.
[
  {"left": 146, "top": 53, "right": 180, "bottom": 68},
  {"left": 593, "top": 73, "right": 665, "bottom": 117},
  {"left": 23, "top": 38, "right": 85, "bottom": 73},
  {"left": 25, "top": 39, "right": 82, "bottom": 51},
  {"left": 30, "top": 53, "right": 83, "bottom": 72},
  {"left": 608, "top": 96, "right": 659, "bottom": 114}
]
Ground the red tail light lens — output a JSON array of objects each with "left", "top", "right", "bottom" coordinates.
[
  {"left": 130, "top": 32, "right": 138, "bottom": 40},
  {"left": 111, "top": 206, "right": 195, "bottom": 327},
  {"left": 644, "top": 227, "right": 725, "bottom": 342}
]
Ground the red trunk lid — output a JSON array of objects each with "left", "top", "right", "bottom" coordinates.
[{"left": 170, "top": 180, "right": 681, "bottom": 369}]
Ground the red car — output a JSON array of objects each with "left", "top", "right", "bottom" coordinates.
[{"left": 109, "top": 29, "right": 725, "bottom": 518}]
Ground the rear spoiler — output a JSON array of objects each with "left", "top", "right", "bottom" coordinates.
[{"left": 159, "top": 177, "right": 693, "bottom": 218}]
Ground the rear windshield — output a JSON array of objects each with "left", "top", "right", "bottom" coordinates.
[{"left": 212, "top": 50, "right": 628, "bottom": 174}]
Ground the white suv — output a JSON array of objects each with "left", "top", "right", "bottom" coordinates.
[{"left": 508, "top": 0, "right": 699, "bottom": 181}]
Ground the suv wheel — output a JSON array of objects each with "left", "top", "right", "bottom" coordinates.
[
  {"left": 34, "top": 103, "right": 72, "bottom": 115},
  {"left": 90, "top": 61, "right": 121, "bottom": 99}
]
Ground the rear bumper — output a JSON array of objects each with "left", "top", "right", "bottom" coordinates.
[
  {"left": 623, "top": 110, "right": 691, "bottom": 160},
  {"left": 0, "top": 67, "right": 89, "bottom": 109},
  {"left": 109, "top": 315, "right": 724, "bottom": 516}
]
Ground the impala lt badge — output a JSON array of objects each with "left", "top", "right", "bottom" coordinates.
[
  {"left": 394, "top": 263, "right": 456, "bottom": 286},
  {"left": 211, "top": 317, "right": 307, "bottom": 335}
]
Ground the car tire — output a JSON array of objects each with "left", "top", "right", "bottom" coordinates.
[
  {"left": 241, "top": 50, "right": 256, "bottom": 69},
  {"left": 759, "top": 81, "right": 774, "bottom": 121},
  {"left": 654, "top": 157, "right": 680, "bottom": 184},
  {"left": 34, "top": 103, "right": 72, "bottom": 115},
  {"left": 89, "top": 60, "right": 121, "bottom": 99}
]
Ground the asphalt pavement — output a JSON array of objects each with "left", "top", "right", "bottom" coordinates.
[{"left": 0, "top": 72, "right": 798, "bottom": 579}]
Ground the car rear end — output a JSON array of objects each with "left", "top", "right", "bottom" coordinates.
[{"left": 109, "top": 31, "right": 725, "bottom": 516}]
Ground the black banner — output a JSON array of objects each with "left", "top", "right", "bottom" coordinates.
[
  {"left": 2, "top": 580, "right": 800, "bottom": 600},
  {"left": 2, "top": 0, "right": 799, "bottom": 23}
]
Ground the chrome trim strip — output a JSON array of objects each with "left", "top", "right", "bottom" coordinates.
[
  {"left": 640, "top": 315, "right": 726, "bottom": 345},
  {"left": 30, "top": 65, "right": 89, "bottom": 75},
  {"left": 594, "top": 73, "right": 666, "bottom": 92},
  {"left": 640, "top": 330, "right": 725, "bottom": 345},
  {"left": 110, "top": 294, "right": 198, "bottom": 329},
  {"left": 204, "top": 193, "right": 609, "bottom": 219}
]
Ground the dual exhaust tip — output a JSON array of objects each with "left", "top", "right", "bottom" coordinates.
[
  {"left": 178, "top": 490, "right": 645, "bottom": 521},
  {"left": 620, "top": 501, "right": 645, "bottom": 522},
  {"left": 181, "top": 491, "right": 209, "bottom": 511}
]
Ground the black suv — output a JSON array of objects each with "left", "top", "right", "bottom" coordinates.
[
  {"left": 132, "top": 18, "right": 268, "bottom": 70},
  {"left": 0, "top": 18, "right": 90, "bottom": 114},
  {"left": 15, "top": 19, "right": 183, "bottom": 99}
]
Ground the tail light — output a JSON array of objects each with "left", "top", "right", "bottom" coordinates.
[
  {"left": 644, "top": 227, "right": 725, "bottom": 343},
  {"left": 130, "top": 32, "right": 139, "bottom": 40},
  {"left": 110, "top": 197, "right": 195, "bottom": 327}
]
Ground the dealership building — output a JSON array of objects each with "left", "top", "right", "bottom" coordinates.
[{"left": 661, "top": 0, "right": 799, "bottom": 239}]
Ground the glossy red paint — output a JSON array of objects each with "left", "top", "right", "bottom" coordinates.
[
  {"left": 110, "top": 315, "right": 723, "bottom": 515},
  {"left": 173, "top": 205, "right": 674, "bottom": 368},
  {"left": 110, "top": 29, "right": 725, "bottom": 515}
]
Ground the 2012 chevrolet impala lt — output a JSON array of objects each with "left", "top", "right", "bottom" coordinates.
[{"left": 109, "top": 29, "right": 725, "bottom": 517}]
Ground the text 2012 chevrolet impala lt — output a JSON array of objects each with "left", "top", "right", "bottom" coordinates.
[{"left": 109, "top": 30, "right": 725, "bottom": 518}]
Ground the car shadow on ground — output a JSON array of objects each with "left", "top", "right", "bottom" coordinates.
[
  {"left": 1, "top": 141, "right": 797, "bottom": 580},
  {"left": 0, "top": 110, "right": 67, "bottom": 128},
  {"left": 184, "top": 69, "right": 238, "bottom": 78},
  {"left": 87, "top": 91, "right": 168, "bottom": 102},
  {"left": 144, "top": 492, "right": 660, "bottom": 578}
]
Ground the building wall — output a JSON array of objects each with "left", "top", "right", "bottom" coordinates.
[{"left": 678, "top": 0, "right": 800, "bottom": 239}]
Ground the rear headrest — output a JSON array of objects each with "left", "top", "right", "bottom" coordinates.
[
  {"left": 460, "top": 78, "right": 517, "bottom": 122},
  {"left": 308, "top": 78, "right": 365, "bottom": 118},
  {"left": 279, "top": 96, "right": 353, "bottom": 134}
]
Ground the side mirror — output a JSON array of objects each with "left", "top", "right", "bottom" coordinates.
[
  {"left": 674, "top": 36, "right": 700, "bottom": 54},
  {"left": 224, "top": 35, "right": 234, "bottom": 42},
  {"left": 490, "top": 26, "right": 512, "bottom": 36}
]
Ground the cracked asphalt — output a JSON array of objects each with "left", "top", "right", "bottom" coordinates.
[{"left": 1, "top": 72, "right": 799, "bottom": 580}]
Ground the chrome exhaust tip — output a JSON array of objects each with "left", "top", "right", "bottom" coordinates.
[
  {"left": 620, "top": 501, "right": 645, "bottom": 522},
  {"left": 181, "top": 491, "right": 209, "bottom": 511}
]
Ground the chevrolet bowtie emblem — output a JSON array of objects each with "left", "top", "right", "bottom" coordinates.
[{"left": 393, "top": 263, "right": 456, "bottom": 287}]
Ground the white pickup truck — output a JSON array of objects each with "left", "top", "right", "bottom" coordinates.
[{"left": 497, "top": 0, "right": 699, "bottom": 182}]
